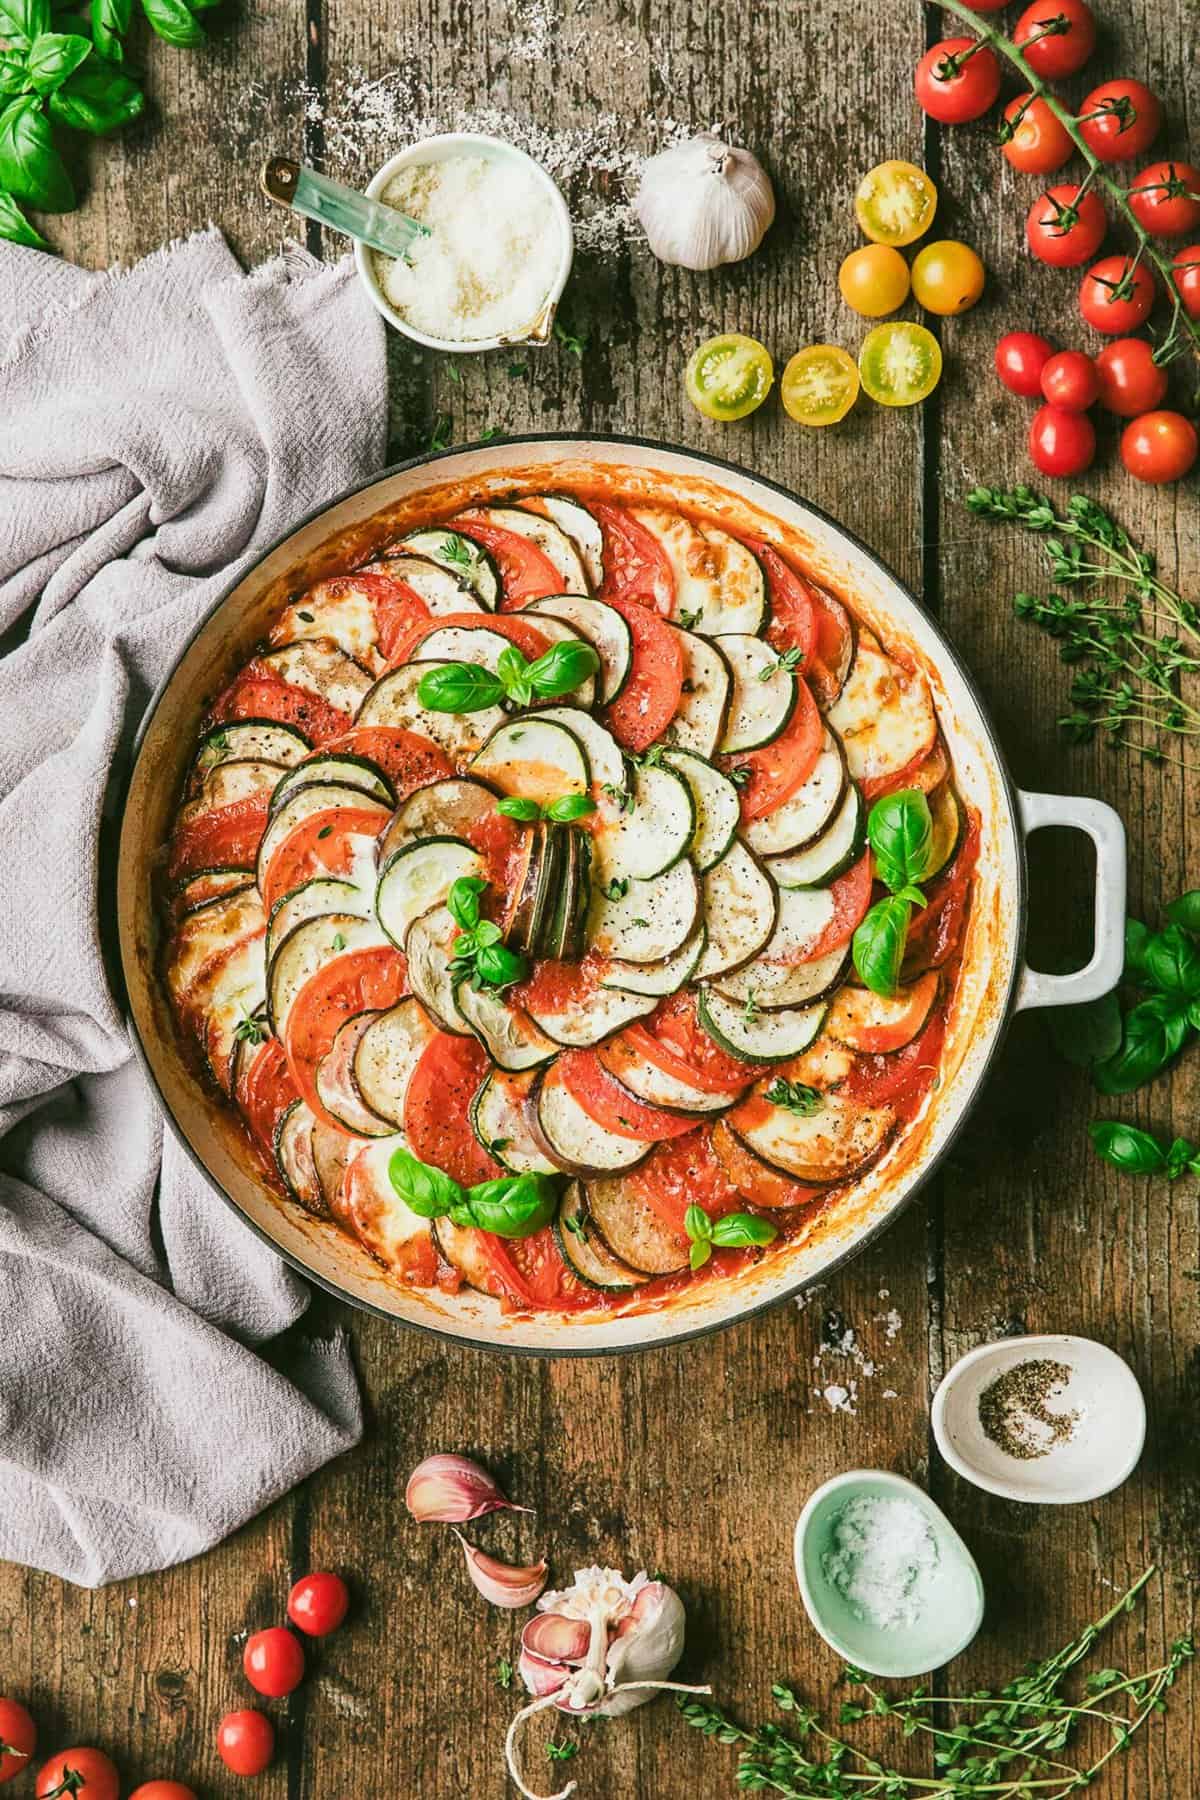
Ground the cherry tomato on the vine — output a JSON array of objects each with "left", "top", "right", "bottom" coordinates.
[
  {"left": 35, "top": 1749, "right": 119, "bottom": 1800},
  {"left": 854, "top": 160, "right": 938, "bottom": 247},
  {"left": 1171, "top": 245, "right": 1200, "bottom": 319},
  {"left": 288, "top": 1570, "right": 351, "bottom": 1637},
  {"left": 0, "top": 1700, "right": 35, "bottom": 1785},
  {"left": 1014, "top": 0, "right": 1096, "bottom": 79},
  {"left": 1120, "top": 410, "right": 1198, "bottom": 484},
  {"left": 1040, "top": 350, "right": 1098, "bottom": 412},
  {"left": 911, "top": 239, "right": 986, "bottom": 315},
  {"left": 781, "top": 346, "right": 861, "bottom": 426},
  {"left": 1026, "top": 185, "right": 1107, "bottom": 268},
  {"left": 1001, "top": 94, "right": 1074, "bottom": 175},
  {"left": 217, "top": 1711, "right": 276, "bottom": 1778},
  {"left": 128, "top": 1785, "right": 199, "bottom": 1800},
  {"left": 1128, "top": 161, "right": 1200, "bottom": 238},
  {"left": 1079, "top": 256, "right": 1156, "bottom": 334},
  {"left": 243, "top": 1625, "right": 305, "bottom": 1698},
  {"left": 995, "top": 331, "right": 1054, "bottom": 397},
  {"left": 1029, "top": 404, "right": 1096, "bottom": 477},
  {"left": 1094, "top": 338, "right": 1168, "bottom": 416},
  {"left": 839, "top": 244, "right": 910, "bottom": 317},
  {"left": 1077, "top": 79, "right": 1162, "bottom": 163},
  {"left": 915, "top": 38, "right": 1002, "bottom": 124}
]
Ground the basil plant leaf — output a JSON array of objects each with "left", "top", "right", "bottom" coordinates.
[
  {"left": 1123, "top": 918, "right": 1151, "bottom": 981},
  {"left": 710, "top": 1212, "right": 779, "bottom": 1249},
  {"left": 1047, "top": 988, "right": 1122, "bottom": 1071},
  {"left": 1164, "top": 890, "right": 1200, "bottom": 937},
  {"left": 852, "top": 894, "right": 912, "bottom": 998},
  {"left": 1092, "top": 993, "right": 1193, "bottom": 1096},
  {"left": 0, "top": 0, "right": 50, "bottom": 46},
  {"left": 1142, "top": 924, "right": 1200, "bottom": 998},
  {"left": 140, "top": 0, "right": 205, "bottom": 46},
  {"left": 416, "top": 661, "right": 505, "bottom": 714},
  {"left": 388, "top": 1146, "right": 464, "bottom": 1219},
  {"left": 465, "top": 1172, "right": 559, "bottom": 1239},
  {"left": 0, "top": 51, "right": 30, "bottom": 94},
  {"left": 0, "top": 186, "right": 49, "bottom": 246},
  {"left": 1088, "top": 1121, "right": 1168, "bottom": 1176},
  {"left": 26, "top": 31, "right": 91, "bottom": 94},
  {"left": 0, "top": 93, "right": 73, "bottom": 208},
  {"left": 527, "top": 638, "right": 599, "bottom": 698},
  {"left": 867, "top": 788, "right": 934, "bottom": 892},
  {"left": 91, "top": 0, "right": 131, "bottom": 59},
  {"left": 48, "top": 61, "right": 143, "bottom": 133}
]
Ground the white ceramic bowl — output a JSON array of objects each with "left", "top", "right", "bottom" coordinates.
[
  {"left": 354, "top": 132, "right": 574, "bottom": 353},
  {"left": 932, "top": 1333, "right": 1146, "bottom": 1504}
]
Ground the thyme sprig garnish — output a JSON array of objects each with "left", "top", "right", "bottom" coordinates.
[
  {"left": 966, "top": 487, "right": 1200, "bottom": 769},
  {"left": 679, "top": 1568, "right": 1192, "bottom": 1800}
]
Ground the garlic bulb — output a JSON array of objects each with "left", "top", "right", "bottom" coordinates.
[{"left": 635, "top": 133, "right": 775, "bottom": 270}]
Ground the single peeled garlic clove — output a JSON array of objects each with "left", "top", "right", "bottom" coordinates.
[
  {"left": 454, "top": 1531, "right": 548, "bottom": 1609},
  {"left": 405, "top": 1452, "right": 530, "bottom": 1523}
]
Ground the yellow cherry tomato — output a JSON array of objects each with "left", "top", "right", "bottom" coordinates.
[
  {"left": 855, "top": 160, "right": 938, "bottom": 247},
  {"left": 858, "top": 322, "right": 943, "bottom": 407},
  {"left": 684, "top": 333, "right": 774, "bottom": 421},
  {"left": 781, "top": 345, "right": 861, "bottom": 427},
  {"left": 910, "top": 239, "right": 986, "bottom": 316},
  {"left": 838, "top": 244, "right": 911, "bottom": 318}
]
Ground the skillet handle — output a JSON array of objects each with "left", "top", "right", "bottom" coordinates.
[{"left": 1013, "top": 789, "right": 1126, "bottom": 1013}]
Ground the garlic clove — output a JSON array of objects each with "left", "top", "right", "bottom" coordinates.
[
  {"left": 453, "top": 1531, "right": 548, "bottom": 1609},
  {"left": 405, "top": 1452, "right": 530, "bottom": 1523},
  {"left": 521, "top": 1611, "right": 591, "bottom": 1665},
  {"left": 517, "top": 1647, "right": 569, "bottom": 1697}
]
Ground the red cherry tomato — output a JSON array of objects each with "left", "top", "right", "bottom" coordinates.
[
  {"left": 1002, "top": 94, "right": 1074, "bottom": 174},
  {"left": 1029, "top": 404, "right": 1096, "bottom": 477},
  {"left": 0, "top": 1700, "right": 36, "bottom": 1785},
  {"left": 1040, "top": 350, "right": 1098, "bottom": 411},
  {"left": 1077, "top": 79, "right": 1162, "bottom": 163},
  {"left": 288, "top": 1570, "right": 351, "bottom": 1637},
  {"left": 1172, "top": 245, "right": 1200, "bottom": 319},
  {"left": 1128, "top": 161, "right": 1200, "bottom": 238},
  {"left": 1079, "top": 256, "right": 1156, "bottom": 333},
  {"left": 914, "top": 38, "right": 1002, "bottom": 124},
  {"left": 35, "top": 1750, "right": 119, "bottom": 1800},
  {"left": 243, "top": 1626, "right": 305, "bottom": 1698},
  {"left": 1014, "top": 0, "right": 1096, "bottom": 78},
  {"left": 1026, "top": 185, "right": 1107, "bottom": 268},
  {"left": 1094, "top": 338, "right": 1168, "bottom": 416},
  {"left": 1120, "top": 410, "right": 1198, "bottom": 484},
  {"left": 994, "top": 331, "right": 1054, "bottom": 397},
  {"left": 216, "top": 1711, "right": 276, "bottom": 1778},
  {"left": 128, "top": 1786, "right": 199, "bottom": 1800}
]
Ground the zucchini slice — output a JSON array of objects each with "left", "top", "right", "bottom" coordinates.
[
  {"left": 599, "top": 921, "right": 706, "bottom": 998},
  {"left": 455, "top": 977, "right": 559, "bottom": 1072},
  {"left": 596, "top": 761, "right": 695, "bottom": 883},
  {"left": 662, "top": 748, "right": 741, "bottom": 873},
  {"left": 506, "top": 823, "right": 561, "bottom": 957},
  {"left": 470, "top": 1068, "right": 557, "bottom": 1174},
  {"left": 378, "top": 775, "right": 499, "bottom": 866},
  {"left": 710, "top": 943, "right": 849, "bottom": 1013},
  {"left": 267, "top": 912, "right": 382, "bottom": 1039},
  {"left": 533, "top": 1067, "right": 653, "bottom": 1177},
  {"left": 824, "top": 970, "right": 938, "bottom": 1053},
  {"left": 190, "top": 720, "right": 309, "bottom": 789},
  {"left": 274, "top": 1098, "right": 324, "bottom": 1213},
  {"left": 827, "top": 627, "right": 938, "bottom": 788},
  {"left": 587, "top": 857, "right": 700, "bottom": 965},
  {"left": 177, "top": 757, "right": 283, "bottom": 830},
  {"left": 696, "top": 988, "right": 826, "bottom": 1063},
  {"left": 534, "top": 707, "right": 626, "bottom": 794},
  {"left": 743, "top": 730, "right": 845, "bottom": 858},
  {"left": 312, "top": 1120, "right": 354, "bottom": 1220},
  {"left": 597, "top": 1035, "right": 746, "bottom": 1113},
  {"left": 731, "top": 1090, "right": 895, "bottom": 1182},
  {"left": 344, "top": 1135, "right": 437, "bottom": 1272},
  {"left": 520, "top": 495, "right": 605, "bottom": 589},
  {"left": 376, "top": 836, "right": 487, "bottom": 952},
  {"left": 667, "top": 624, "right": 733, "bottom": 758},
  {"left": 316, "top": 1011, "right": 394, "bottom": 1137},
  {"left": 768, "top": 783, "right": 865, "bottom": 889},
  {"left": 523, "top": 595, "right": 632, "bottom": 706},
  {"left": 256, "top": 780, "right": 390, "bottom": 894},
  {"left": 693, "top": 842, "right": 778, "bottom": 981},
  {"left": 586, "top": 1175, "right": 690, "bottom": 1275},
  {"left": 171, "top": 868, "right": 255, "bottom": 922},
  {"left": 411, "top": 623, "right": 530, "bottom": 673},
  {"left": 255, "top": 639, "right": 373, "bottom": 717},
  {"left": 554, "top": 1181, "right": 648, "bottom": 1291},
  {"left": 266, "top": 877, "right": 367, "bottom": 967},
  {"left": 627, "top": 509, "right": 767, "bottom": 637},
  {"left": 717, "top": 634, "right": 798, "bottom": 755},
  {"left": 925, "top": 781, "right": 962, "bottom": 880},
  {"left": 458, "top": 505, "right": 590, "bottom": 594},
  {"left": 471, "top": 717, "right": 590, "bottom": 802},
  {"left": 543, "top": 826, "right": 589, "bottom": 962},
  {"left": 197, "top": 933, "right": 269, "bottom": 1093},
  {"left": 524, "top": 981, "right": 657, "bottom": 1048},
  {"left": 357, "top": 662, "right": 506, "bottom": 760},
  {"left": 269, "top": 753, "right": 394, "bottom": 817},
  {"left": 398, "top": 530, "right": 501, "bottom": 609},
  {"left": 366, "top": 552, "right": 483, "bottom": 617},
  {"left": 404, "top": 905, "right": 473, "bottom": 1035},
  {"left": 352, "top": 996, "right": 437, "bottom": 1129}
]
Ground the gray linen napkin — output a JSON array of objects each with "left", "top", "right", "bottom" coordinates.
[{"left": 0, "top": 228, "right": 385, "bottom": 1586}]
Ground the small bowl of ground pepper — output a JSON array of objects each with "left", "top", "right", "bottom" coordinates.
[{"left": 931, "top": 1334, "right": 1146, "bottom": 1505}]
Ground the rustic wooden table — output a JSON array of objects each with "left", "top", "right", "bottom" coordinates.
[{"left": 3, "top": 2, "right": 1196, "bottom": 1795}]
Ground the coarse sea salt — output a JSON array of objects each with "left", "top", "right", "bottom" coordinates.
[{"left": 822, "top": 1495, "right": 939, "bottom": 1630}]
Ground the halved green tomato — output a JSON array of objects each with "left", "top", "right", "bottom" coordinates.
[
  {"left": 781, "top": 345, "right": 860, "bottom": 427},
  {"left": 684, "top": 333, "right": 774, "bottom": 421},
  {"left": 858, "top": 322, "right": 943, "bottom": 408},
  {"left": 854, "top": 160, "right": 938, "bottom": 247}
]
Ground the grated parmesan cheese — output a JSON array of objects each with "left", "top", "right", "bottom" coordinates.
[{"left": 370, "top": 153, "right": 562, "bottom": 343}]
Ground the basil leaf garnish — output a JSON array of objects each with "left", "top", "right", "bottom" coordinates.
[
  {"left": 416, "top": 662, "right": 506, "bottom": 713},
  {"left": 526, "top": 638, "right": 599, "bottom": 698},
  {"left": 867, "top": 787, "right": 934, "bottom": 891},
  {"left": 388, "top": 1146, "right": 465, "bottom": 1219},
  {"left": 464, "top": 1172, "right": 559, "bottom": 1238},
  {"left": 852, "top": 894, "right": 913, "bottom": 997},
  {"left": 710, "top": 1213, "right": 779, "bottom": 1249}
]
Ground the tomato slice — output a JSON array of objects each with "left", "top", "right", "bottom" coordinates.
[
  {"left": 858, "top": 322, "right": 943, "bottom": 407},
  {"left": 212, "top": 674, "right": 351, "bottom": 745},
  {"left": 513, "top": 956, "right": 602, "bottom": 1017},
  {"left": 736, "top": 539, "right": 818, "bottom": 662},
  {"left": 855, "top": 160, "right": 938, "bottom": 246},
  {"left": 262, "top": 806, "right": 389, "bottom": 914},
  {"left": 785, "top": 850, "right": 874, "bottom": 963},
  {"left": 285, "top": 945, "right": 408, "bottom": 1132},
  {"left": 684, "top": 334, "right": 774, "bottom": 421},
  {"left": 806, "top": 585, "right": 855, "bottom": 707},
  {"left": 723, "top": 676, "right": 822, "bottom": 822},
  {"left": 240, "top": 1038, "right": 298, "bottom": 1152},
  {"left": 841, "top": 1003, "right": 947, "bottom": 1109},
  {"left": 631, "top": 1129, "right": 745, "bottom": 1236},
  {"left": 404, "top": 1032, "right": 501, "bottom": 1186},
  {"left": 389, "top": 610, "right": 551, "bottom": 665},
  {"left": 454, "top": 518, "right": 562, "bottom": 606},
  {"left": 323, "top": 726, "right": 453, "bottom": 796},
  {"left": 710, "top": 1117, "right": 828, "bottom": 1209},
  {"left": 505, "top": 1226, "right": 591, "bottom": 1309},
  {"left": 780, "top": 346, "right": 860, "bottom": 426},
  {"left": 169, "top": 795, "right": 269, "bottom": 883},
  {"left": 637, "top": 993, "right": 767, "bottom": 1093},
  {"left": 901, "top": 811, "right": 979, "bottom": 978},
  {"left": 592, "top": 499, "right": 674, "bottom": 615},
  {"left": 601, "top": 594, "right": 685, "bottom": 752},
  {"left": 558, "top": 1050, "right": 698, "bottom": 1141}
]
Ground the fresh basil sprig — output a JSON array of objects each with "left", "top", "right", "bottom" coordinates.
[
  {"left": 685, "top": 1203, "right": 777, "bottom": 1270},
  {"left": 445, "top": 875, "right": 527, "bottom": 991},
  {"left": 1089, "top": 899, "right": 1200, "bottom": 1096},
  {"left": 416, "top": 639, "right": 599, "bottom": 714},
  {"left": 388, "top": 1146, "right": 560, "bottom": 1239},
  {"left": 851, "top": 788, "right": 936, "bottom": 997},
  {"left": 1089, "top": 1122, "right": 1200, "bottom": 1182},
  {"left": 497, "top": 793, "right": 596, "bottom": 824}
]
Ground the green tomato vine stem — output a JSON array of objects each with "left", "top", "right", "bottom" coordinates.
[{"left": 935, "top": 0, "right": 1200, "bottom": 369}]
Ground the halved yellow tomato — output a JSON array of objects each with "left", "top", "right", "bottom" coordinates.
[
  {"left": 684, "top": 334, "right": 774, "bottom": 421},
  {"left": 781, "top": 345, "right": 861, "bottom": 426},
  {"left": 855, "top": 160, "right": 938, "bottom": 247},
  {"left": 858, "top": 322, "right": 943, "bottom": 407}
]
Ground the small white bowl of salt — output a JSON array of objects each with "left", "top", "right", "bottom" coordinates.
[
  {"left": 794, "top": 1470, "right": 984, "bottom": 1678},
  {"left": 355, "top": 132, "right": 573, "bottom": 353}
]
